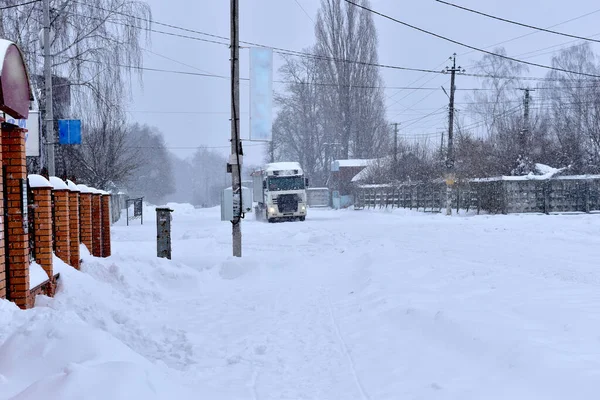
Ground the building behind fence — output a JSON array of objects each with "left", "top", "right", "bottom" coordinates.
[{"left": 354, "top": 175, "right": 600, "bottom": 214}]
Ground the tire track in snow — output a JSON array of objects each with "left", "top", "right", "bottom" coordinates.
[{"left": 326, "top": 294, "right": 370, "bottom": 400}]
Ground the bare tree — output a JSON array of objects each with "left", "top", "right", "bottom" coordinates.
[
  {"left": 1, "top": 0, "right": 151, "bottom": 181},
  {"left": 541, "top": 43, "right": 600, "bottom": 173},
  {"left": 314, "top": 0, "right": 389, "bottom": 159},
  {"left": 123, "top": 123, "right": 175, "bottom": 204},
  {"left": 272, "top": 54, "right": 329, "bottom": 185}
]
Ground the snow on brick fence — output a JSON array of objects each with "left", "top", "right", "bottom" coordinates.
[{"left": 354, "top": 176, "right": 600, "bottom": 215}]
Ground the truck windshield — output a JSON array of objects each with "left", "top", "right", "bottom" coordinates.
[{"left": 268, "top": 176, "right": 305, "bottom": 191}]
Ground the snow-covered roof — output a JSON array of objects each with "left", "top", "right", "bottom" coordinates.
[
  {"left": 331, "top": 159, "right": 374, "bottom": 172},
  {"left": 49, "top": 176, "right": 68, "bottom": 190},
  {"left": 77, "top": 184, "right": 92, "bottom": 194},
  {"left": 265, "top": 162, "right": 302, "bottom": 173},
  {"left": 351, "top": 168, "right": 371, "bottom": 183},
  {"left": 66, "top": 180, "right": 80, "bottom": 192},
  {"left": 28, "top": 174, "right": 52, "bottom": 189}
]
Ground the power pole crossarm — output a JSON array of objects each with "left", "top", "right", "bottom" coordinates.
[{"left": 43, "top": 0, "right": 55, "bottom": 176}]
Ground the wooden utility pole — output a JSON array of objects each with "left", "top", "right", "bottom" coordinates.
[
  {"left": 230, "top": 0, "right": 242, "bottom": 257},
  {"left": 519, "top": 88, "right": 534, "bottom": 151},
  {"left": 444, "top": 54, "right": 463, "bottom": 216},
  {"left": 43, "top": 0, "right": 56, "bottom": 176}
]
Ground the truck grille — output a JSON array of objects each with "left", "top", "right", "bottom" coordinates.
[{"left": 276, "top": 194, "right": 299, "bottom": 213}]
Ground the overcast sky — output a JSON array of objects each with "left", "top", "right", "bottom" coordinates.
[{"left": 129, "top": 0, "right": 600, "bottom": 166}]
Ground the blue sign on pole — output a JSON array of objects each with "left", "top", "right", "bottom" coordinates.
[{"left": 58, "top": 119, "right": 82, "bottom": 145}]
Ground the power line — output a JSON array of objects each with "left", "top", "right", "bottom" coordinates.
[
  {"left": 292, "top": 0, "right": 315, "bottom": 23},
  {"left": 458, "top": 7, "right": 600, "bottom": 58},
  {"left": 67, "top": 5, "right": 599, "bottom": 83},
  {"left": 0, "top": 0, "right": 40, "bottom": 10},
  {"left": 343, "top": 0, "right": 600, "bottom": 79},
  {"left": 436, "top": 0, "right": 600, "bottom": 45}
]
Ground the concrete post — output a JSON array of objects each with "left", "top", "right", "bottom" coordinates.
[{"left": 156, "top": 207, "right": 174, "bottom": 260}]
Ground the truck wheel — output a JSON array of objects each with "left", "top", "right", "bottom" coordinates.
[{"left": 299, "top": 216, "right": 306, "bottom": 221}]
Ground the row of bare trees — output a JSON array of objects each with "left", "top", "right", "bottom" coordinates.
[
  {"left": 352, "top": 43, "right": 600, "bottom": 185},
  {"left": 1, "top": 0, "right": 162, "bottom": 192},
  {"left": 271, "top": 0, "right": 390, "bottom": 186}
]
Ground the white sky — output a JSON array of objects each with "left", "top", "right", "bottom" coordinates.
[{"left": 129, "top": 0, "right": 600, "bottom": 166}]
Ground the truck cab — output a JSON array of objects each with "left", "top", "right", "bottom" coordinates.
[{"left": 253, "top": 162, "right": 308, "bottom": 222}]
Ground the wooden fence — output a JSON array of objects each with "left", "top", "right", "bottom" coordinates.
[{"left": 354, "top": 175, "right": 600, "bottom": 214}]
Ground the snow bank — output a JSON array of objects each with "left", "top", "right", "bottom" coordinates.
[
  {"left": 29, "top": 262, "right": 48, "bottom": 288},
  {"left": 2, "top": 206, "right": 600, "bottom": 399}
]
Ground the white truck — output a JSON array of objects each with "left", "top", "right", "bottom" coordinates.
[{"left": 252, "top": 162, "right": 308, "bottom": 222}]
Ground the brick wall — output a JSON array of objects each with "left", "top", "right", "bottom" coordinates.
[
  {"left": 52, "top": 189, "right": 70, "bottom": 266},
  {"left": 68, "top": 188, "right": 80, "bottom": 268},
  {"left": 30, "top": 186, "right": 53, "bottom": 279},
  {"left": 91, "top": 193, "right": 102, "bottom": 257},
  {"left": 101, "top": 194, "right": 111, "bottom": 257},
  {"left": 2, "top": 125, "right": 31, "bottom": 309},
  {"left": 79, "top": 191, "right": 93, "bottom": 253}
]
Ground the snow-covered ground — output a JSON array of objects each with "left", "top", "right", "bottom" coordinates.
[{"left": 2, "top": 205, "right": 600, "bottom": 399}]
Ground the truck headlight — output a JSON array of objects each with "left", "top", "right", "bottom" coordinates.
[
  {"left": 268, "top": 207, "right": 275, "bottom": 213},
  {"left": 301, "top": 205, "right": 306, "bottom": 211}
]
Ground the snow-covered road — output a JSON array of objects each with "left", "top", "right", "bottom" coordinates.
[{"left": 2, "top": 205, "right": 600, "bottom": 399}]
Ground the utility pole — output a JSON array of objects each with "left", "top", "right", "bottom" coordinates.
[
  {"left": 269, "top": 140, "right": 274, "bottom": 163},
  {"left": 230, "top": 0, "right": 242, "bottom": 257},
  {"left": 43, "top": 0, "right": 55, "bottom": 176},
  {"left": 392, "top": 123, "right": 399, "bottom": 178},
  {"left": 519, "top": 88, "right": 534, "bottom": 151},
  {"left": 444, "top": 54, "right": 463, "bottom": 216}
]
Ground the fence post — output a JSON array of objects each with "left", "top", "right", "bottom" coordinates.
[
  {"left": 584, "top": 180, "right": 590, "bottom": 213},
  {"left": 101, "top": 193, "right": 111, "bottom": 257},
  {"left": 2, "top": 125, "right": 31, "bottom": 308},
  {"left": 543, "top": 181, "right": 550, "bottom": 215},
  {"left": 29, "top": 176, "right": 54, "bottom": 286},
  {"left": 49, "top": 177, "right": 71, "bottom": 266},
  {"left": 66, "top": 181, "right": 80, "bottom": 269},
  {"left": 77, "top": 185, "right": 93, "bottom": 254},
  {"left": 91, "top": 190, "right": 103, "bottom": 257}
]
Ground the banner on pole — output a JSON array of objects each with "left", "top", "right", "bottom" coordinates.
[{"left": 249, "top": 48, "right": 273, "bottom": 142}]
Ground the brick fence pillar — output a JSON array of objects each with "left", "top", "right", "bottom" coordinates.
[
  {"left": 50, "top": 177, "right": 70, "bottom": 266},
  {"left": 91, "top": 190, "right": 103, "bottom": 257},
  {"left": 0, "top": 121, "right": 5, "bottom": 300},
  {"left": 77, "top": 185, "right": 93, "bottom": 254},
  {"left": 2, "top": 124, "right": 30, "bottom": 309},
  {"left": 66, "top": 180, "right": 80, "bottom": 268},
  {"left": 101, "top": 193, "right": 111, "bottom": 257},
  {"left": 28, "top": 175, "right": 54, "bottom": 284}
]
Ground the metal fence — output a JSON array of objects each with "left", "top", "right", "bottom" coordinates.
[
  {"left": 354, "top": 175, "right": 600, "bottom": 214},
  {"left": 110, "top": 193, "right": 127, "bottom": 223}
]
